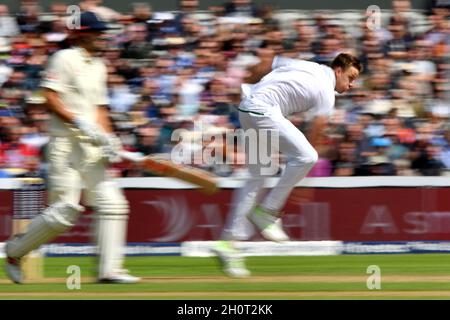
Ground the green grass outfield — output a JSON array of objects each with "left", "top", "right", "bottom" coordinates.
[{"left": 2, "top": 254, "right": 450, "bottom": 299}]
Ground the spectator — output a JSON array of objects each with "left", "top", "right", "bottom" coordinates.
[
  {"left": 173, "top": 0, "right": 199, "bottom": 35},
  {"left": 0, "top": 5, "right": 20, "bottom": 37},
  {"left": 0, "top": 43, "right": 13, "bottom": 86},
  {"left": 49, "top": 2, "right": 68, "bottom": 17},
  {"left": 120, "top": 23, "right": 154, "bottom": 59},
  {"left": 365, "top": 136, "right": 398, "bottom": 176},
  {"left": 0, "top": 124, "right": 40, "bottom": 176},
  {"left": 345, "top": 121, "right": 377, "bottom": 175},
  {"left": 428, "top": 86, "right": 450, "bottom": 118},
  {"left": 131, "top": 2, "right": 153, "bottom": 24},
  {"left": 384, "top": 17, "right": 413, "bottom": 60},
  {"left": 438, "top": 125, "right": 450, "bottom": 170},
  {"left": 424, "top": 13, "right": 449, "bottom": 46},
  {"left": 390, "top": 0, "right": 414, "bottom": 35},
  {"left": 108, "top": 74, "right": 138, "bottom": 113},
  {"left": 367, "top": 155, "right": 397, "bottom": 175},
  {"left": 224, "top": 0, "right": 259, "bottom": 17},
  {"left": 154, "top": 56, "right": 178, "bottom": 103},
  {"left": 176, "top": 66, "right": 204, "bottom": 116},
  {"left": 394, "top": 158, "right": 415, "bottom": 175},
  {"left": 411, "top": 142, "right": 445, "bottom": 175},
  {"left": 135, "top": 124, "right": 163, "bottom": 156},
  {"left": 426, "top": 0, "right": 450, "bottom": 15},
  {"left": 332, "top": 139, "right": 357, "bottom": 175},
  {"left": 80, "top": 0, "right": 122, "bottom": 22},
  {"left": 0, "top": 3, "right": 447, "bottom": 177},
  {"left": 16, "top": 0, "right": 42, "bottom": 34},
  {"left": 407, "top": 39, "right": 437, "bottom": 96}
]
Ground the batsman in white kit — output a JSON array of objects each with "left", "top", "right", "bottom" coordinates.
[
  {"left": 4, "top": 11, "right": 140, "bottom": 284},
  {"left": 213, "top": 52, "right": 362, "bottom": 277}
]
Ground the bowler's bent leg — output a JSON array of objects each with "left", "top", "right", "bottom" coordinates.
[
  {"left": 261, "top": 117, "right": 318, "bottom": 213},
  {"left": 222, "top": 169, "right": 265, "bottom": 241}
]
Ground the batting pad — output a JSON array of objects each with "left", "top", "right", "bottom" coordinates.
[
  {"left": 6, "top": 203, "right": 83, "bottom": 258},
  {"left": 96, "top": 216, "right": 128, "bottom": 278}
]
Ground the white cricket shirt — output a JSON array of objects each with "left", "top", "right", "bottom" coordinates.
[
  {"left": 241, "top": 56, "right": 336, "bottom": 118},
  {"left": 40, "top": 47, "right": 109, "bottom": 136}
]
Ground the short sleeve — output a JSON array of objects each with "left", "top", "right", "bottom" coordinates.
[{"left": 40, "top": 51, "right": 71, "bottom": 93}]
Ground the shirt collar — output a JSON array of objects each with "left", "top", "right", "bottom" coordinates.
[
  {"left": 323, "top": 65, "right": 336, "bottom": 89},
  {"left": 73, "top": 46, "right": 94, "bottom": 63}
]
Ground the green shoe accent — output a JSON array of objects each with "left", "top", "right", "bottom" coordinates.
[
  {"left": 248, "top": 206, "right": 289, "bottom": 242},
  {"left": 214, "top": 240, "right": 235, "bottom": 253},
  {"left": 253, "top": 206, "right": 265, "bottom": 216},
  {"left": 254, "top": 206, "right": 278, "bottom": 216},
  {"left": 228, "top": 256, "right": 246, "bottom": 269},
  {"left": 251, "top": 206, "right": 277, "bottom": 228}
]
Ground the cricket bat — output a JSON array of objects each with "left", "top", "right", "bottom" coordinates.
[
  {"left": 71, "top": 129, "right": 220, "bottom": 194},
  {"left": 119, "top": 151, "right": 219, "bottom": 195}
]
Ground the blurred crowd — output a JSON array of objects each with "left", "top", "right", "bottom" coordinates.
[{"left": 0, "top": 0, "right": 449, "bottom": 178}]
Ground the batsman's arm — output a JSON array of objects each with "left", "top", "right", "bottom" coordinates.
[
  {"left": 41, "top": 52, "right": 78, "bottom": 125},
  {"left": 43, "top": 88, "right": 77, "bottom": 124},
  {"left": 43, "top": 60, "right": 111, "bottom": 133},
  {"left": 95, "top": 63, "right": 114, "bottom": 134},
  {"left": 96, "top": 105, "right": 114, "bottom": 134},
  {"left": 96, "top": 105, "right": 124, "bottom": 163},
  {"left": 94, "top": 67, "right": 124, "bottom": 160},
  {"left": 43, "top": 89, "right": 110, "bottom": 145},
  {"left": 41, "top": 52, "right": 111, "bottom": 140}
]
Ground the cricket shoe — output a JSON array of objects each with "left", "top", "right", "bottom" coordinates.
[
  {"left": 211, "top": 241, "right": 250, "bottom": 278},
  {"left": 247, "top": 206, "right": 289, "bottom": 242},
  {"left": 98, "top": 270, "right": 141, "bottom": 284},
  {"left": 4, "top": 256, "right": 22, "bottom": 284},
  {"left": 4, "top": 240, "right": 22, "bottom": 284}
]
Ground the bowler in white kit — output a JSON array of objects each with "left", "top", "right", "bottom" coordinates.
[{"left": 213, "top": 52, "right": 362, "bottom": 277}]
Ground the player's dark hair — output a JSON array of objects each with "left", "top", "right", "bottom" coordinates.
[{"left": 331, "top": 53, "right": 363, "bottom": 73}]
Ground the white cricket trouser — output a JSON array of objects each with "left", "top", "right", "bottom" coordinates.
[
  {"left": 7, "top": 136, "right": 129, "bottom": 279},
  {"left": 222, "top": 100, "right": 318, "bottom": 240}
]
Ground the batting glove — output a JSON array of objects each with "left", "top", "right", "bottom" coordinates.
[
  {"left": 102, "top": 134, "right": 123, "bottom": 164},
  {"left": 73, "top": 117, "right": 109, "bottom": 146}
]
